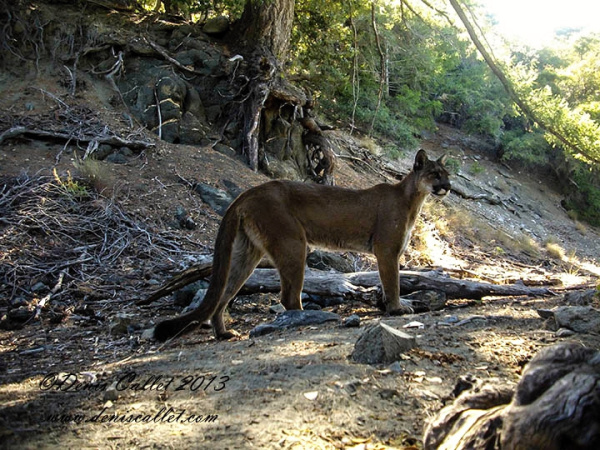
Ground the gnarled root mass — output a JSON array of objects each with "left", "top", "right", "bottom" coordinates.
[{"left": 424, "top": 342, "right": 600, "bottom": 450}]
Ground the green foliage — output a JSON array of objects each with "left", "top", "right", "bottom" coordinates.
[
  {"left": 53, "top": 168, "right": 90, "bottom": 201},
  {"left": 500, "top": 128, "right": 551, "bottom": 166},
  {"left": 469, "top": 160, "right": 485, "bottom": 175},
  {"left": 564, "top": 164, "right": 600, "bottom": 226},
  {"left": 443, "top": 157, "right": 461, "bottom": 175}
]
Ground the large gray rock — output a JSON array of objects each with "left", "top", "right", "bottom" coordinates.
[{"left": 351, "top": 322, "right": 416, "bottom": 365}]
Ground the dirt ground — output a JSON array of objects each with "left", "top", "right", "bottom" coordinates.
[{"left": 2, "top": 62, "right": 600, "bottom": 450}]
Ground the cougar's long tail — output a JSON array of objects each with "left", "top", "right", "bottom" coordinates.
[{"left": 153, "top": 205, "right": 241, "bottom": 342}]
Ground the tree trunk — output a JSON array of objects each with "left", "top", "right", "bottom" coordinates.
[
  {"left": 239, "top": 0, "right": 295, "bottom": 62},
  {"left": 232, "top": 0, "right": 336, "bottom": 181}
]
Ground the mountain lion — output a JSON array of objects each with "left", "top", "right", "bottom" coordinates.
[{"left": 154, "top": 149, "right": 450, "bottom": 341}]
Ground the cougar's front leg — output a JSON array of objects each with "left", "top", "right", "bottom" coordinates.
[{"left": 374, "top": 245, "right": 412, "bottom": 315}]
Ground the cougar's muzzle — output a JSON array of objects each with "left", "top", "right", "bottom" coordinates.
[{"left": 432, "top": 181, "right": 451, "bottom": 197}]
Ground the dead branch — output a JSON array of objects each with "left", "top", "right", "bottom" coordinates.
[
  {"left": 0, "top": 126, "right": 154, "bottom": 150},
  {"left": 145, "top": 38, "right": 203, "bottom": 76}
]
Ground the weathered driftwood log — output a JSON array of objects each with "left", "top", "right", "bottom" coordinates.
[
  {"left": 423, "top": 342, "right": 600, "bottom": 450},
  {"left": 139, "top": 258, "right": 553, "bottom": 306}
]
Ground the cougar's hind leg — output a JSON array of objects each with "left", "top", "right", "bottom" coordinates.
[
  {"left": 267, "top": 233, "right": 307, "bottom": 311},
  {"left": 211, "top": 233, "right": 264, "bottom": 339}
]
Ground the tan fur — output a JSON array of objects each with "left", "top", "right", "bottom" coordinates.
[{"left": 154, "top": 149, "right": 450, "bottom": 341}]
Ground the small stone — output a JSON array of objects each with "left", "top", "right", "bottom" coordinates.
[
  {"left": 302, "top": 302, "right": 322, "bottom": 310},
  {"left": 109, "top": 313, "right": 134, "bottom": 335},
  {"left": 556, "top": 328, "right": 576, "bottom": 337},
  {"left": 30, "top": 282, "right": 48, "bottom": 293},
  {"left": 344, "top": 314, "right": 361, "bottom": 328},
  {"left": 8, "top": 306, "right": 34, "bottom": 322},
  {"left": 119, "top": 146, "right": 133, "bottom": 157},
  {"left": 388, "top": 361, "right": 404, "bottom": 374},
  {"left": 106, "top": 153, "right": 128, "bottom": 164},
  {"left": 193, "top": 183, "right": 233, "bottom": 216},
  {"left": 183, "top": 289, "right": 207, "bottom": 313},
  {"left": 173, "top": 281, "right": 209, "bottom": 307},
  {"left": 95, "top": 144, "right": 113, "bottom": 160},
  {"left": 103, "top": 383, "right": 119, "bottom": 401},
  {"left": 141, "top": 328, "right": 154, "bottom": 340},
  {"left": 269, "top": 303, "right": 286, "bottom": 314}
]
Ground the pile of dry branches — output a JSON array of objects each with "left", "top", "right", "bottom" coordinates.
[
  {"left": 0, "top": 98, "right": 154, "bottom": 159},
  {"left": 0, "top": 173, "right": 193, "bottom": 327}
]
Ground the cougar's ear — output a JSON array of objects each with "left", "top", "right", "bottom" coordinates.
[
  {"left": 414, "top": 149, "right": 428, "bottom": 171},
  {"left": 438, "top": 154, "right": 448, "bottom": 166}
]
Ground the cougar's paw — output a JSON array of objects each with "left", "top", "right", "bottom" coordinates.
[
  {"left": 387, "top": 301, "right": 414, "bottom": 316},
  {"left": 216, "top": 329, "right": 240, "bottom": 340}
]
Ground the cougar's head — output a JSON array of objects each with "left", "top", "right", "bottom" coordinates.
[{"left": 413, "top": 149, "right": 451, "bottom": 198}]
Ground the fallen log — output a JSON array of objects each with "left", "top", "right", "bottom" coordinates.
[
  {"left": 140, "top": 257, "right": 554, "bottom": 305},
  {"left": 0, "top": 126, "right": 155, "bottom": 150}
]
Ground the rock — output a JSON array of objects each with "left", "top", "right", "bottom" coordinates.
[
  {"left": 302, "top": 302, "right": 322, "bottom": 310},
  {"left": 106, "top": 153, "right": 128, "bottom": 164},
  {"left": 202, "top": 16, "right": 229, "bottom": 35},
  {"left": 119, "top": 146, "right": 133, "bottom": 157},
  {"left": 221, "top": 179, "right": 243, "bottom": 198},
  {"left": 269, "top": 303, "right": 286, "bottom": 314},
  {"left": 351, "top": 322, "right": 417, "bottom": 365},
  {"left": 95, "top": 144, "right": 114, "bottom": 160},
  {"left": 249, "top": 310, "right": 340, "bottom": 337},
  {"left": 174, "top": 206, "right": 196, "bottom": 230},
  {"left": 388, "top": 361, "right": 404, "bottom": 374},
  {"left": 109, "top": 313, "right": 134, "bottom": 335},
  {"left": 564, "top": 289, "right": 597, "bottom": 306},
  {"left": 7, "top": 305, "right": 34, "bottom": 322},
  {"left": 103, "top": 383, "right": 119, "bottom": 401},
  {"left": 307, "top": 250, "right": 355, "bottom": 273},
  {"left": 401, "top": 290, "right": 447, "bottom": 312},
  {"left": 30, "top": 282, "right": 48, "bottom": 293},
  {"left": 173, "top": 281, "right": 209, "bottom": 307},
  {"left": 193, "top": 182, "right": 233, "bottom": 216},
  {"left": 344, "top": 314, "right": 361, "bottom": 328},
  {"left": 540, "top": 306, "right": 600, "bottom": 333},
  {"left": 556, "top": 328, "right": 575, "bottom": 337},
  {"left": 213, "top": 143, "right": 237, "bottom": 158},
  {"left": 183, "top": 289, "right": 208, "bottom": 313},
  {"left": 141, "top": 328, "right": 154, "bottom": 340}
]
